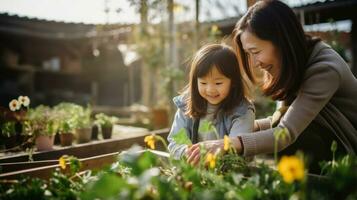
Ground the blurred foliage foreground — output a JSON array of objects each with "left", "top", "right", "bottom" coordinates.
[{"left": 1, "top": 133, "right": 356, "bottom": 200}]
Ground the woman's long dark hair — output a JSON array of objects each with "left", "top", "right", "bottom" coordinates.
[
  {"left": 233, "top": 0, "right": 320, "bottom": 102},
  {"left": 184, "top": 43, "right": 247, "bottom": 118}
]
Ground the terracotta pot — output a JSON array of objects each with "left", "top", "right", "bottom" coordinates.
[
  {"left": 35, "top": 135, "right": 54, "bottom": 151},
  {"left": 102, "top": 126, "right": 113, "bottom": 139},
  {"left": 91, "top": 125, "right": 99, "bottom": 140},
  {"left": 152, "top": 108, "right": 169, "bottom": 129},
  {"left": 76, "top": 128, "right": 92, "bottom": 143},
  {"left": 60, "top": 133, "right": 74, "bottom": 146}
]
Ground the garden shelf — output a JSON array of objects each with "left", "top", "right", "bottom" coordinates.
[{"left": 0, "top": 128, "right": 169, "bottom": 179}]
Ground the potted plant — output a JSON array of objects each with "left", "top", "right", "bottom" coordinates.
[
  {"left": 0, "top": 96, "right": 30, "bottom": 150},
  {"left": 0, "top": 121, "right": 17, "bottom": 149},
  {"left": 53, "top": 103, "right": 77, "bottom": 147},
  {"left": 91, "top": 123, "right": 99, "bottom": 140},
  {"left": 94, "top": 113, "right": 118, "bottom": 139},
  {"left": 75, "top": 104, "right": 92, "bottom": 143},
  {"left": 23, "top": 105, "right": 58, "bottom": 151}
]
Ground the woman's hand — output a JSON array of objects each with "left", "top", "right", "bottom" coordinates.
[{"left": 253, "top": 120, "right": 259, "bottom": 131}]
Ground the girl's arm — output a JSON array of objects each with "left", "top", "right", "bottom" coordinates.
[
  {"left": 167, "top": 109, "right": 190, "bottom": 159},
  {"left": 187, "top": 106, "right": 255, "bottom": 164}
]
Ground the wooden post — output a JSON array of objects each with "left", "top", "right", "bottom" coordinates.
[{"left": 140, "top": 0, "right": 152, "bottom": 106}]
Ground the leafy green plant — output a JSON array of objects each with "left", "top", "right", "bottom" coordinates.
[
  {"left": 0, "top": 121, "right": 16, "bottom": 137},
  {"left": 53, "top": 103, "right": 90, "bottom": 133},
  {"left": 0, "top": 156, "right": 85, "bottom": 200},
  {"left": 1, "top": 140, "right": 356, "bottom": 200},
  {"left": 76, "top": 105, "right": 92, "bottom": 129},
  {"left": 94, "top": 113, "right": 118, "bottom": 128},
  {"left": 172, "top": 128, "right": 192, "bottom": 146},
  {"left": 23, "top": 105, "right": 59, "bottom": 137}
]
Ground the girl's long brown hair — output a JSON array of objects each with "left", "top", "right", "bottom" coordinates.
[{"left": 184, "top": 43, "right": 248, "bottom": 118}]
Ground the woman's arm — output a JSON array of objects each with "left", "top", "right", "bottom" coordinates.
[
  {"left": 240, "top": 66, "right": 341, "bottom": 156},
  {"left": 254, "top": 105, "right": 289, "bottom": 131}
]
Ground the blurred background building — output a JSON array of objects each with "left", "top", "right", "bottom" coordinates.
[{"left": 0, "top": 0, "right": 356, "bottom": 120}]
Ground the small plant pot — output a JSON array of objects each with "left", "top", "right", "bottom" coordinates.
[
  {"left": 102, "top": 126, "right": 113, "bottom": 139},
  {"left": 91, "top": 125, "right": 99, "bottom": 140},
  {"left": 152, "top": 108, "right": 169, "bottom": 129},
  {"left": 60, "top": 133, "right": 74, "bottom": 146},
  {"left": 3, "top": 135, "right": 18, "bottom": 149},
  {"left": 35, "top": 135, "right": 54, "bottom": 151},
  {"left": 76, "top": 128, "right": 92, "bottom": 143},
  {"left": 54, "top": 133, "right": 61, "bottom": 145}
]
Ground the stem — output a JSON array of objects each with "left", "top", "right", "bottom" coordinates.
[
  {"left": 69, "top": 171, "right": 87, "bottom": 181},
  {"left": 229, "top": 138, "right": 237, "bottom": 155},
  {"left": 155, "top": 135, "right": 168, "bottom": 151},
  {"left": 213, "top": 126, "right": 219, "bottom": 140},
  {"left": 274, "top": 138, "right": 278, "bottom": 165}
]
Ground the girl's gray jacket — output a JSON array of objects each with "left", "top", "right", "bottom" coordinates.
[{"left": 167, "top": 95, "right": 255, "bottom": 159}]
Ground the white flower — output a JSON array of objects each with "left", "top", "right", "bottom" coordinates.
[
  {"left": 18, "top": 96, "right": 30, "bottom": 107},
  {"left": 9, "top": 99, "right": 21, "bottom": 111}
]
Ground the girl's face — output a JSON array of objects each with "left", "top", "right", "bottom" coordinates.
[
  {"left": 240, "top": 30, "right": 281, "bottom": 77},
  {"left": 197, "top": 66, "right": 231, "bottom": 105}
]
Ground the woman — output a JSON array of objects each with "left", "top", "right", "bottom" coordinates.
[{"left": 186, "top": 0, "right": 357, "bottom": 173}]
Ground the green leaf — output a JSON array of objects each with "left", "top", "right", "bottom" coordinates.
[
  {"left": 172, "top": 128, "right": 192, "bottom": 145},
  {"left": 81, "top": 173, "right": 125, "bottom": 200},
  {"left": 199, "top": 120, "right": 216, "bottom": 134},
  {"left": 331, "top": 140, "right": 337, "bottom": 153}
]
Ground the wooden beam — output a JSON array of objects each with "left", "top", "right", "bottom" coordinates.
[
  {"left": 0, "top": 129, "right": 169, "bottom": 172},
  {"left": 0, "top": 152, "right": 118, "bottom": 180},
  {"left": 0, "top": 150, "right": 170, "bottom": 180}
]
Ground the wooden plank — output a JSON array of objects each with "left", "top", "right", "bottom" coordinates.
[
  {"left": 0, "top": 160, "right": 58, "bottom": 173},
  {"left": 0, "top": 128, "right": 169, "bottom": 163},
  {"left": 0, "top": 152, "right": 119, "bottom": 180},
  {"left": 0, "top": 150, "right": 170, "bottom": 180},
  {"left": 0, "top": 129, "right": 169, "bottom": 173}
]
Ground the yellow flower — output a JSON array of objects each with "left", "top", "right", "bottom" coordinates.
[
  {"left": 144, "top": 135, "right": 156, "bottom": 149},
  {"left": 173, "top": 3, "right": 184, "bottom": 13},
  {"left": 59, "top": 156, "right": 67, "bottom": 170},
  {"left": 206, "top": 153, "right": 217, "bottom": 169},
  {"left": 211, "top": 25, "right": 219, "bottom": 33},
  {"left": 9, "top": 99, "right": 21, "bottom": 111},
  {"left": 277, "top": 156, "right": 305, "bottom": 184},
  {"left": 224, "top": 135, "right": 230, "bottom": 151},
  {"left": 18, "top": 96, "right": 30, "bottom": 107}
]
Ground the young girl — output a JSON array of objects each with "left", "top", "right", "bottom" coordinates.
[{"left": 167, "top": 43, "right": 255, "bottom": 161}]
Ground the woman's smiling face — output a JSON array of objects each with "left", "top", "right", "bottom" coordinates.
[{"left": 240, "top": 30, "right": 281, "bottom": 77}]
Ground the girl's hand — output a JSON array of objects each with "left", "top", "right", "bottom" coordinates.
[
  {"left": 186, "top": 140, "right": 224, "bottom": 166},
  {"left": 186, "top": 144, "right": 202, "bottom": 166}
]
